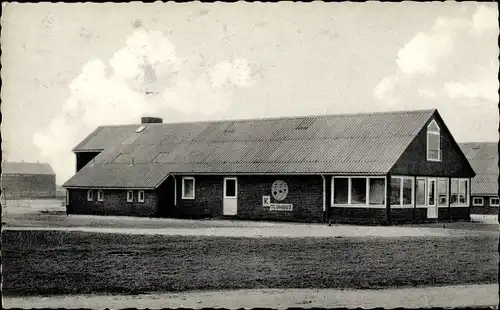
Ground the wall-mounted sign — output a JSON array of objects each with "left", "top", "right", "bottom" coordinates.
[
  {"left": 272, "top": 180, "right": 288, "bottom": 201},
  {"left": 269, "top": 203, "right": 293, "bottom": 211},
  {"left": 263, "top": 195, "right": 270, "bottom": 206}
]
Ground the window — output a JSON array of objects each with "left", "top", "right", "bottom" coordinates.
[
  {"left": 472, "top": 197, "right": 484, "bottom": 206},
  {"left": 138, "top": 190, "right": 145, "bottom": 203},
  {"left": 450, "top": 179, "right": 469, "bottom": 205},
  {"left": 390, "top": 177, "right": 401, "bottom": 205},
  {"left": 87, "top": 190, "right": 93, "bottom": 202},
  {"left": 224, "top": 178, "right": 237, "bottom": 198},
  {"left": 127, "top": 190, "right": 133, "bottom": 202},
  {"left": 333, "top": 177, "right": 349, "bottom": 204},
  {"left": 135, "top": 125, "right": 146, "bottom": 133},
  {"left": 182, "top": 177, "right": 195, "bottom": 199},
  {"left": 428, "top": 179, "right": 436, "bottom": 205},
  {"left": 332, "top": 177, "right": 385, "bottom": 206},
  {"left": 66, "top": 190, "right": 70, "bottom": 206},
  {"left": 437, "top": 179, "right": 448, "bottom": 205},
  {"left": 350, "top": 178, "right": 366, "bottom": 204},
  {"left": 97, "top": 190, "right": 104, "bottom": 202},
  {"left": 391, "top": 177, "right": 414, "bottom": 206},
  {"left": 490, "top": 197, "right": 499, "bottom": 207},
  {"left": 416, "top": 178, "right": 426, "bottom": 205},
  {"left": 402, "top": 179, "right": 412, "bottom": 205},
  {"left": 427, "top": 119, "right": 441, "bottom": 162},
  {"left": 369, "top": 178, "right": 385, "bottom": 205}
]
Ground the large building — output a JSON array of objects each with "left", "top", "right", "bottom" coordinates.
[
  {"left": 459, "top": 142, "right": 498, "bottom": 214},
  {"left": 63, "top": 109, "right": 475, "bottom": 224},
  {"left": 1, "top": 162, "right": 56, "bottom": 199}
]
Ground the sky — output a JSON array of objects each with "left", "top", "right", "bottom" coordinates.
[{"left": 1, "top": 2, "right": 499, "bottom": 184}]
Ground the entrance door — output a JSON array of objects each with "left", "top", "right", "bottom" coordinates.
[
  {"left": 223, "top": 177, "right": 238, "bottom": 216},
  {"left": 427, "top": 178, "right": 438, "bottom": 219}
]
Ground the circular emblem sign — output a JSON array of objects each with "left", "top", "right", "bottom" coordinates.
[{"left": 271, "top": 180, "right": 288, "bottom": 201}]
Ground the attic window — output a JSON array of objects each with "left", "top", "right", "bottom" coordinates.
[
  {"left": 426, "top": 119, "right": 441, "bottom": 162},
  {"left": 224, "top": 122, "right": 236, "bottom": 134},
  {"left": 296, "top": 118, "right": 315, "bottom": 130},
  {"left": 135, "top": 125, "right": 146, "bottom": 133}
]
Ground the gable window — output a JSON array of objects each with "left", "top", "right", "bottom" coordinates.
[
  {"left": 87, "top": 190, "right": 93, "bottom": 202},
  {"left": 427, "top": 119, "right": 441, "bottom": 162},
  {"left": 450, "top": 179, "right": 468, "bottom": 205},
  {"left": 182, "top": 177, "right": 195, "bottom": 199},
  {"left": 97, "top": 190, "right": 104, "bottom": 202},
  {"left": 472, "top": 197, "right": 484, "bottom": 206},
  {"left": 127, "top": 190, "right": 133, "bottom": 202},
  {"left": 138, "top": 190, "right": 145, "bottom": 203},
  {"left": 490, "top": 197, "right": 499, "bottom": 207}
]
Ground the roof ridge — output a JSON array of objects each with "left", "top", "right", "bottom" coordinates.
[{"left": 98, "top": 108, "right": 437, "bottom": 128}]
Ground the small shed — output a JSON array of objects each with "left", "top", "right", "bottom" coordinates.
[{"left": 1, "top": 162, "right": 56, "bottom": 199}]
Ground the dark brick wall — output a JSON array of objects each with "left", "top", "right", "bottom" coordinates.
[
  {"left": 236, "top": 175, "right": 324, "bottom": 222},
  {"left": 174, "top": 175, "right": 223, "bottom": 218},
  {"left": 171, "top": 175, "right": 324, "bottom": 222},
  {"left": 390, "top": 112, "right": 475, "bottom": 178},
  {"left": 76, "top": 152, "right": 101, "bottom": 172},
  {"left": 449, "top": 207, "right": 470, "bottom": 220},
  {"left": 329, "top": 207, "right": 387, "bottom": 225},
  {"left": 471, "top": 196, "right": 499, "bottom": 214},
  {"left": 1, "top": 174, "right": 56, "bottom": 199},
  {"left": 68, "top": 189, "right": 157, "bottom": 217}
]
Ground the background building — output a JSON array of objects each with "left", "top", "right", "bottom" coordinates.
[
  {"left": 460, "top": 142, "right": 499, "bottom": 214},
  {"left": 1, "top": 162, "right": 56, "bottom": 199},
  {"left": 63, "top": 109, "right": 475, "bottom": 224}
]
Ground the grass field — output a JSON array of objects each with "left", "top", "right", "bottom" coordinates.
[{"left": 2, "top": 230, "right": 498, "bottom": 297}]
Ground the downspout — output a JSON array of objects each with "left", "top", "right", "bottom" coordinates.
[
  {"left": 321, "top": 175, "right": 326, "bottom": 222},
  {"left": 171, "top": 174, "right": 177, "bottom": 206}
]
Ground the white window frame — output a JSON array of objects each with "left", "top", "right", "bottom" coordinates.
[
  {"left": 66, "top": 190, "right": 70, "bottom": 206},
  {"left": 97, "top": 190, "right": 104, "bottom": 202},
  {"left": 223, "top": 177, "right": 238, "bottom": 199},
  {"left": 415, "top": 177, "right": 427, "bottom": 206},
  {"left": 138, "top": 190, "right": 145, "bottom": 203},
  {"left": 472, "top": 197, "right": 484, "bottom": 206},
  {"left": 127, "top": 190, "right": 134, "bottom": 203},
  {"left": 87, "top": 190, "right": 93, "bottom": 202},
  {"left": 450, "top": 178, "right": 469, "bottom": 206},
  {"left": 437, "top": 178, "right": 448, "bottom": 206},
  {"left": 331, "top": 176, "right": 386, "bottom": 208},
  {"left": 390, "top": 176, "right": 414, "bottom": 208},
  {"left": 426, "top": 119, "right": 441, "bottom": 162},
  {"left": 490, "top": 197, "right": 499, "bottom": 207},
  {"left": 182, "top": 177, "right": 195, "bottom": 200}
]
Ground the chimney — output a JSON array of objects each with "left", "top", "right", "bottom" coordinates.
[{"left": 141, "top": 117, "right": 163, "bottom": 124}]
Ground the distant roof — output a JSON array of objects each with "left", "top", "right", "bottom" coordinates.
[
  {"left": 459, "top": 142, "right": 498, "bottom": 196},
  {"left": 2, "top": 162, "right": 55, "bottom": 175},
  {"left": 64, "top": 109, "right": 437, "bottom": 189}
]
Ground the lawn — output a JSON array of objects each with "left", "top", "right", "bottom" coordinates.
[{"left": 2, "top": 230, "right": 498, "bottom": 296}]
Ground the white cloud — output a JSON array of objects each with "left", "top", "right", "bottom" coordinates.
[
  {"left": 33, "top": 28, "right": 256, "bottom": 184},
  {"left": 444, "top": 80, "right": 499, "bottom": 103},
  {"left": 373, "top": 75, "right": 400, "bottom": 104},
  {"left": 472, "top": 5, "right": 498, "bottom": 34},
  {"left": 396, "top": 32, "right": 454, "bottom": 75}
]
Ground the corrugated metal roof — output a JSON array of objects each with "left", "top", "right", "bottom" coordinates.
[
  {"left": 64, "top": 109, "right": 437, "bottom": 189},
  {"left": 2, "top": 162, "right": 55, "bottom": 175},
  {"left": 460, "top": 142, "right": 498, "bottom": 196}
]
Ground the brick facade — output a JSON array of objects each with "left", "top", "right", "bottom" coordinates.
[
  {"left": 471, "top": 196, "right": 499, "bottom": 214},
  {"left": 68, "top": 189, "right": 157, "bottom": 217}
]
